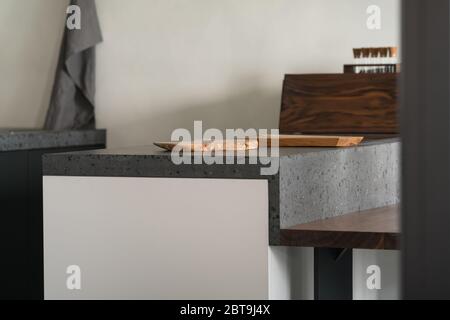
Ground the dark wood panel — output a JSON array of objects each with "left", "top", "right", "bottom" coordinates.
[
  {"left": 279, "top": 74, "right": 399, "bottom": 134},
  {"left": 280, "top": 205, "right": 400, "bottom": 250}
]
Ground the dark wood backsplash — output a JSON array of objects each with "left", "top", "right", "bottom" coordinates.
[{"left": 279, "top": 74, "right": 399, "bottom": 134}]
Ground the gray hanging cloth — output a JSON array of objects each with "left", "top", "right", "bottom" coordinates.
[{"left": 44, "top": 0, "right": 103, "bottom": 130}]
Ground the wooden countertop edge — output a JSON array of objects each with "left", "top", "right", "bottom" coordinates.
[
  {"left": 279, "top": 229, "right": 400, "bottom": 250},
  {"left": 279, "top": 205, "right": 400, "bottom": 250}
]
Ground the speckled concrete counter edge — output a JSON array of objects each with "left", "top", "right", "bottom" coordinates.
[
  {"left": 0, "top": 129, "right": 106, "bottom": 151},
  {"left": 279, "top": 141, "right": 400, "bottom": 228}
]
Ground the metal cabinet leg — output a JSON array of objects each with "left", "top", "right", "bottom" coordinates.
[{"left": 314, "top": 248, "right": 353, "bottom": 300}]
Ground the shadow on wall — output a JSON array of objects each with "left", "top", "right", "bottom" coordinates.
[{"left": 107, "top": 86, "right": 281, "bottom": 148}]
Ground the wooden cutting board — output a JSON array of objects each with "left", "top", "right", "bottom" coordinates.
[
  {"left": 154, "top": 139, "right": 258, "bottom": 152},
  {"left": 154, "top": 135, "right": 363, "bottom": 151},
  {"left": 263, "top": 134, "right": 364, "bottom": 147}
]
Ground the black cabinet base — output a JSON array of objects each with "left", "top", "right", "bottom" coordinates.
[
  {"left": 0, "top": 144, "right": 104, "bottom": 300},
  {"left": 314, "top": 248, "right": 353, "bottom": 300}
]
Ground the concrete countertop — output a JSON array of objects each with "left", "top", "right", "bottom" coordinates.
[
  {"left": 0, "top": 129, "right": 106, "bottom": 151},
  {"left": 42, "top": 138, "right": 400, "bottom": 245}
]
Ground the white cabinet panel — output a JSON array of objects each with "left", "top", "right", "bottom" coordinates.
[{"left": 43, "top": 177, "right": 268, "bottom": 299}]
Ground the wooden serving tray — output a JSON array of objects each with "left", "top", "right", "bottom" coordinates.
[{"left": 154, "top": 135, "right": 363, "bottom": 151}]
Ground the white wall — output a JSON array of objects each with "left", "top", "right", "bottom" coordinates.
[
  {"left": 0, "top": 0, "right": 67, "bottom": 128},
  {"left": 0, "top": 0, "right": 400, "bottom": 148}
]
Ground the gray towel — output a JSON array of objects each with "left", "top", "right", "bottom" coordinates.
[{"left": 44, "top": 0, "right": 103, "bottom": 130}]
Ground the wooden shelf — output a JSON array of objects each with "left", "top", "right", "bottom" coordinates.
[{"left": 280, "top": 205, "right": 400, "bottom": 250}]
